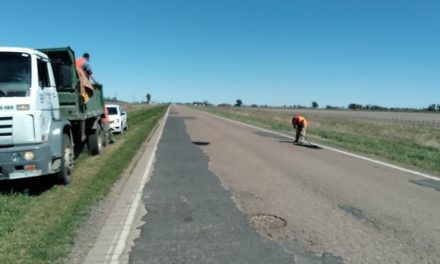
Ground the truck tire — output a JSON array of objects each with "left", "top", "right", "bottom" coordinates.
[
  {"left": 56, "top": 134, "right": 73, "bottom": 185},
  {"left": 88, "top": 126, "right": 103, "bottom": 155}
]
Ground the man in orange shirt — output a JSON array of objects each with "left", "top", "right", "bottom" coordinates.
[
  {"left": 75, "top": 53, "right": 99, "bottom": 84},
  {"left": 292, "top": 115, "right": 308, "bottom": 144}
]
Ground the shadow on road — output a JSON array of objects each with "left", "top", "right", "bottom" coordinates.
[
  {"left": 279, "top": 140, "right": 322, "bottom": 149},
  {"left": 0, "top": 176, "right": 56, "bottom": 196}
]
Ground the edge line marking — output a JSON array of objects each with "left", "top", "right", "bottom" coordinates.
[{"left": 108, "top": 106, "right": 170, "bottom": 263}]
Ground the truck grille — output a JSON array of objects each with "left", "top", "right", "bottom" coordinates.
[{"left": 0, "top": 116, "right": 13, "bottom": 146}]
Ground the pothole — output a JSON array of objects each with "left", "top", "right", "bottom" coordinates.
[
  {"left": 192, "top": 141, "right": 210, "bottom": 146},
  {"left": 249, "top": 214, "right": 287, "bottom": 229}
]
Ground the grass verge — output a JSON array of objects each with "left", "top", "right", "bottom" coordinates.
[
  {"left": 0, "top": 105, "right": 167, "bottom": 264},
  {"left": 200, "top": 107, "right": 440, "bottom": 174}
]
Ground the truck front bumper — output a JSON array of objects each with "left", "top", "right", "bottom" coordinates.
[{"left": 0, "top": 143, "right": 53, "bottom": 180}]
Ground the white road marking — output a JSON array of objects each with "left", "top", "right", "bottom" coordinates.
[
  {"left": 197, "top": 108, "right": 440, "bottom": 182},
  {"left": 107, "top": 106, "right": 170, "bottom": 263}
]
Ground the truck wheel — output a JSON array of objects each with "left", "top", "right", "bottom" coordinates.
[
  {"left": 88, "top": 126, "right": 103, "bottom": 155},
  {"left": 57, "top": 134, "right": 73, "bottom": 185},
  {"left": 120, "top": 123, "right": 124, "bottom": 134}
]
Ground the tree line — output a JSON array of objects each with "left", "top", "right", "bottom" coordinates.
[
  {"left": 346, "top": 103, "right": 440, "bottom": 112},
  {"left": 191, "top": 99, "right": 440, "bottom": 113}
]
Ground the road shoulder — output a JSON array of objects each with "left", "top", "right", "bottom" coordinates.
[{"left": 66, "top": 107, "right": 169, "bottom": 264}]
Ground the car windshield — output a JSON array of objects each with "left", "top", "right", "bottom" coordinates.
[
  {"left": 0, "top": 52, "right": 31, "bottom": 97},
  {"left": 107, "top": 107, "right": 118, "bottom": 115}
]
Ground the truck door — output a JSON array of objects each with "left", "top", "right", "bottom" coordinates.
[{"left": 37, "top": 57, "right": 59, "bottom": 141}]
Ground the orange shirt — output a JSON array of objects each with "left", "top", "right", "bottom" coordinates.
[
  {"left": 292, "top": 115, "right": 308, "bottom": 128},
  {"left": 75, "top": 57, "right": 87, "bottom": 69}
]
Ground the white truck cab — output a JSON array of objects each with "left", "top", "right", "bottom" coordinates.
[
  {"left": 0, "top": 47, "right": 70, "bottom": 181},
  {"left": 0, "top": 46, "right": 107, "bottom": 185}
]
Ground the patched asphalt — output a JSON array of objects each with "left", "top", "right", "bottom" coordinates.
[{"left": 128, "top": 116, "right": 295, "bottom": 263}]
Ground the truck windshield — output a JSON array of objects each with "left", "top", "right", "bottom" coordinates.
[{"left": 0, "top": 52, "right": 31, "bottom": 97}]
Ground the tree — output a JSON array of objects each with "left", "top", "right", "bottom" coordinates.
[
  {"left": 427, "top": 104, "right": 436, "bottom": 111},
  {"left": 311, "top": 101, "right": 319, "bottom": 109},
  {"left": 146, "top": 93, "right": 151, "bottom": 104},
  {"left": 235, "top": 99, "right": 243, "bottom": 107},
  {"left": 348, "top": 103, "right": 363, "bottom": 110}
]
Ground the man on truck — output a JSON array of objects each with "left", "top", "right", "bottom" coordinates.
[{"left": 75, "top": 53, "right": 99, "bottom": 84}]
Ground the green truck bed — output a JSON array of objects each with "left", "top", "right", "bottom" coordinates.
[{"left": 39, "top": 47, "right": 105, "bottom": 121}]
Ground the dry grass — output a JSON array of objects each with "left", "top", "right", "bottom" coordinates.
[
  {"left": 117, "top": 103, "right": 159, "bottom": 113},
  {"left": 210, "top": 107, "right": 440, "bottom": 148}
]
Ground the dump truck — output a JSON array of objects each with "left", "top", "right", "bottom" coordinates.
[{"left": 0, "top": 47, "right": 106, "bottom": 184}]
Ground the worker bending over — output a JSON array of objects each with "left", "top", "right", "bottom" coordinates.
[{"left": 292, "top": 115, "right": 308, "bottom": 144}]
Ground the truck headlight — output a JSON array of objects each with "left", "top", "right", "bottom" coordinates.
[{"left": 24, "top": 151, "right": 34, "bottom": 160}]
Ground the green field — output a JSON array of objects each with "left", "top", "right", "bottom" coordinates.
[
  {"left": 0, "top": 105, "right": 167, "bottom": 264},
  {"left": 199, "top": 106, "right": 440, "bottom": 175}
]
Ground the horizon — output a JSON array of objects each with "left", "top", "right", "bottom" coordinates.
[{"left": 107, "top": 98, "right": 439, "bottom": 111}]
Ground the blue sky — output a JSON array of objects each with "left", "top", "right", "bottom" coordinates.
[{"left": 1, "top": 0, "right": 439, "bottom": 108}]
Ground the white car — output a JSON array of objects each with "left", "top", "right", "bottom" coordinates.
[{"left": 106, "top": 104, "right": 127, "bottom": 133}]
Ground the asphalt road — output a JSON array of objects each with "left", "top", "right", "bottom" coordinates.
[{"left": 129, "top": 106, "right": 440, "bottom": 264}]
